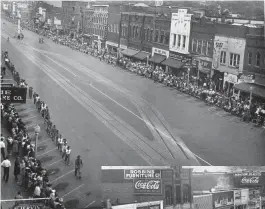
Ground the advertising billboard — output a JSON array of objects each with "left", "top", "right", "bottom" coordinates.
[
  {"left": 212, "top": 191, "right": 234, "bottom": 209},
  {"left": 134, "top": 179, "right": 163, "bottom": 195},
  {"left": 233, "top": 172, "right": 264, "bottom": 186},
  {"left": 1, "top": 87, "right": 27, "bottom": 103}
]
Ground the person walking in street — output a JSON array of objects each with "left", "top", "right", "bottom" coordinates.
[
  {"left": 65, "top": 146, "right": 71, "bottom": 166},
  {"left": 1, "top": 156, "right": 11, "bottom": 183},
  {"left": 33, "top": 92, "right": 37, "bottom": 104},
  {"left": 61, "top": 142, "right": 67, "bottom": 159},
  {"left": 75, "top": 155, "right": 83, "bottom": 179},
  {"left": 29, "top": 87, "right": 33, "bottom": 99},
  {"left": 14, "top": 157, "right": 20, "bottom": 182},
  {"left": 7, "top": 136, "right": 13, "bottom": 156},
  {"left": 0, "top": 137, "right": 6, "bottom": 160}
]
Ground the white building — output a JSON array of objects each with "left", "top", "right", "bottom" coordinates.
[{"left": 169, "top": 9, "right": 192, "bottom": 55}]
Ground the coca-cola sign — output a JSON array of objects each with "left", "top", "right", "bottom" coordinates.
[
  {"left": 134, "top": 179, "right": 162, "bottom": 195},
  {"left": 234, "top": 172, "right": 264, "bottom": 186},
  {"left": 240, "top": 177, "right": 260, "bottom": 184}
]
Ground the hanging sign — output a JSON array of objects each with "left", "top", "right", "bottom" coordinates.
[{"left": 1, "top": 87, "right": 27, "bottom": 103}]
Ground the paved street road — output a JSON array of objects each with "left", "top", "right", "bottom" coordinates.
[{"left": 2, "top": 20, "right": 265, "bottom": 166}]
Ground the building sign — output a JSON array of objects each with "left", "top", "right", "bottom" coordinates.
[
  {"left": 124, "top": 169, "right": 162, "bottom": 179},
  {"left": 13, "top": 203, "right": 48, "bottom": 209},
  {"left": 234, "top": 172, "right": 263, "bottom": 186},
  {"left": 134, "top": 179, "right": 162, "bottom": 195},
  {"left": 1, "top": 87, "right": 27, "bottom": 103},
  {"left": 106, "top": 41, "right": 118, "bottom": 48},
  {"left": 112, "top": 201, "right": 163, "bottom": 209},
  {"left": 153, "top": 47, "right": 169, "bottom": 57},
  {"left": 238, "top": 74, "right": 255, "bottom": 83},
  {"left": 200, "top": 60, "right": 212, "bottom": 70},
  {"left": 137, "top": 204, "right": 161, "bottom": 209},
  {"left": 212, "top": 191, "right": 234, "bottom": 209},
  {"left": 224, "top": 73, "right": 238, "bottom": 84},
  {"left": 169, "top": 51, "right": 191, "bottom": 63},
  {"left": 234, "top": 189, "right": 249, "bottom": 206}
]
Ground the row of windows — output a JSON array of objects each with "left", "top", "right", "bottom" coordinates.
[
  {"left": 109, "top": 24, "right": 119, "bottom": 34},
  {"left": 220, "top": 51, "right": 240, "bottom": 67},
  {"left": 91, "top": 24, "right": 106, "bottom": 31},
  {"left": 88, "top": 27, "right": 106, "bottom": 37},
  {"left": 247, "top": 52, "right": 265, "bottom": 67},
  {"left": 192, "top": 39, "right": 212, "bottom": 57},
  {"left": 172, "top": 34, "right": 186, "bottom": 49},
  {"left": 93, "top": 17, "right": 107, "bottom": 25}
]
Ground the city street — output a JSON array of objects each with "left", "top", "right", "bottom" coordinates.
[{"left": 2, "top": 20, "right": 265, "bottom": 167}]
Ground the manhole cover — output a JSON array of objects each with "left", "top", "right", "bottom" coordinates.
[
  {"left": 39, "top": 156, "right": 54, "bottom": 163},
  {"left": 47, "top": 168, "right": 60, "bottom": 176},
  {"left": 64, "top": 199, "right": 79, "bottom": 209},
  {"left": 37, "top": 145, "right": 47, "bottom": 152},
  {"left": 53, "top": 182, "right": 69, "bottom": 192}
]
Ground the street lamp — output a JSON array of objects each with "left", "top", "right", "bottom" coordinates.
[{"left": 34, "top": 124, "right": 41, "bottom": 158}]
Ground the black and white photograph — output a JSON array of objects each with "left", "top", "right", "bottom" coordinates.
[{"left": 0, "top": 0, "right": 264, "bottom": 208}]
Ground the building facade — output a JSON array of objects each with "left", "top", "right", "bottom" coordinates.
[
  {"left": 190, "top": 19, "right": 215, "bottom": 83},
  {"left": 236, "top": 27, "right": 265, "bottom": 100},
  {"left": 148, "top": 7, "right": 171, "bottom": 69},
  {"left": 212, "top": 24, "right": 248, "bottom": 93},
  {"left": 164, "top": 9, "right": 193, "bottom": 76},
  {"left": 62, "top": 1, "right": 88, "bottom": 36},
  {"left": 91, "top": 4, "right": 109, "bottom": 49},
  {"left": 106, "top": 4, "right": 122, "bottom": 55}
]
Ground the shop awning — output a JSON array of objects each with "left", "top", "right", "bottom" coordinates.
[
  {"left": 234, "top": 83, "right": 265, "bottom": 99},
  {"left": 132, "top": 51, "right": 150, "bottom": 61},
  {"left": 149, "top": 54, "right": 166, "bottom": 64},
  {"left": 161, "top": 58, "right": 183, "bottom": 69},
  {"left": 121, "top": 48, "right": 139, "bottom": 57}
]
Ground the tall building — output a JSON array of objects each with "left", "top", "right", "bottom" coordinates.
[
  {"left": 190, "top": 18, "right": 215, "bottom": 85},
  {"left": 212, "top": 24, "right": 248, "bottom": 93},
  {"left": 62, "top": 1, "right": 88, "bottom": 36},
  {"left": 234, "top": 27, "right": 265, "bottom": 100},
  {"left": 163, "top": 9, "right": 194, "bottom": 76}
]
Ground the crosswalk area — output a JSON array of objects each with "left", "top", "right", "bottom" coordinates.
[{"left": 12, "top": 102, "right": 100, "bottom": 208}]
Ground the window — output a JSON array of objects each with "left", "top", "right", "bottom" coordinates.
[
  {"left": 155, "top": 30, "right": 159, "bottom": 42},
  {"left": 73, "top": 7, "right": 75, "bottom": 11},
  {"left": 182, "top": 35, "right": 186, "bottom": 49},
  {"left": 173, "top": 34, "right": 176, "bottom": 46},
  {"left": 248, "top": 52, "right": 252, "bottom": 65},
  {"left": 220, "top": 51, "right": 226, "bottom": 64},
  {"left": 183, "top": 184, "right": 191, "bottom": 203},
  {"left": 160, "top": 31, "right": 164, "bottom": 44},
  {"left": 144, "top": 28, "right": 147, "bottom": 40},
  {"left": 149, "top": 30, "right": 153, "bottom": 42},
  {"left": 147, "top": 29, "right": 150, "bottom": 41},
  {"left": 256, "top": 52, "right": 261, "bottom": 67},
  {"left": 206, "top": 41, "right": 212, "bottom": 56},
  {"left": 192, "top": 39, "right": 197, "bottom": 52},
  {"left": 202, "top": 41, "right": 207, "bottom": 55},
  {"left": 135, "top": 26, "right": 138, "bottom": 38},
  {"left": 229, "top": 53, "right": 240, "bottom": 67},
  {"left": 177, "top": 35, "right": 181, "bottom": 47},
  {"left": 165, "top": 32, "right": 169, "bottom": 45},
  {"left": 165, "top": 186, "right": 173, "bottom": 206},
  {"left": 197, "top": 40, "right": 202, "bottom": 54}
]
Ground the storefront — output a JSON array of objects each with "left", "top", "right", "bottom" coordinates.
[
  {"left": 106, "top": 41, "right": 119, "bottom": 56},
  {"left": 132, "top": 51, "right": 151, "bottom": 63},
  {"left": 161, "top": 51, "right": 193, "bottom": 76},
  {"left": 223, "top": 73, "right": 238, "bottom": 96},
  {"left": 234, "top": 189, "right": 249, "bottom": 209},
  {"left": 212, "top": 191, "right": 234, "bottom": 209},
  {"left": 149, "top": 47, "right": 169, "bottom": 71},
  {"left": 120, "top": 48, "right": 139, "bottom": 59}
]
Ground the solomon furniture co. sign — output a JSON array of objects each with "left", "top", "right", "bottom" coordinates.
[{"left": 1, "top": 87, "right": 27, "bottom": 103}]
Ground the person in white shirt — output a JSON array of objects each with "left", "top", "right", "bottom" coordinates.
[
  {"left": 1, "top": 156, "right": 11, "bottom": 182},
  {"left": 65, "top": 146, "right": 71, "bottom": 166},
  {"left": 57, "top": 135, "right": 63, "bottom": 151},
  {"left": 0, "top": 137, "right": 6, "bottom": 160},
  {"left": 34, "top": 183, "right": 41, "bottom": 198}
]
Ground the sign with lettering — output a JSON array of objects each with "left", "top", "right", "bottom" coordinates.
[
  {"left": 13, "top": 203, "right": 48, "bottom": 209},
  {"left": 169, "top": 52, "right": 191, "bottom": 63},
  {"left": 234, "top": 172, "right": 264, "bottom": 186},
  {"left": 137, "top": 204, "right": 161, "bottom": 209},
  {"left": 134, "top": 179, "right": 162, "bottom": 195},
  {"left": 212, "top": 191, "right": 234, "bottom": 209},
  {"left": 124, "top": 169, "right": 161, "bottom": 179},
  {"left": 153, "top": 47, "right": 168, "bottom": 57},
  {"left": 1, "top": 83, "right": 14, "bottom": 88},
  {"left": 224, "top": 73, "right": 238, "bottom": 84},
  {"left": 238, "top": 74, "right": 255, "bottom": 83},
  {"left": 200, "top": 60, "right": 212, "bottom": 70},
  {"left": 1, "top": 87, "right": 27, "bottom": 103}
]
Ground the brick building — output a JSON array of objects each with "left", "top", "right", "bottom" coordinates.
[
  {"left": 83, "top": 6, "right": 94, "bottom": 39},
  {"left": 148, "top": 6, "right": 171, "bottom": 69},
  {"left": 91, "top": 4, "right": 109, "bottom": 49},
  {"left": 234, "top": 27, "right": 265, "bottom": 100},
  {"left": 190, "top": 18, "right": 215, "bottom": 83},
  {"left": 62, "top": 1, "right": 88, "bottom": 36},
  {"left": 106, "top": 3, "right": 122, "bottom": 55},
  {"left": 120, "top": 4, "right": 154, "bottom": 61},
  {"left": 212, "top": 24, "right": 248, "bottom": 93}
]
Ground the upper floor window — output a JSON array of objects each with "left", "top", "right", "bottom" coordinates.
[
  {"left": 220, "top": 51, "right": 226, "bottom": 64},
  {"left": 173, "top": 34, "right": 176, "bottom": 46},
  {"left": 202, "top": 41, "right": 207, "bottom": 55},
  {"left": 160, "top": 31, "right": 164, "bottom": 44},
  {"left": 256, "top": 52, "right": 261, "bottom": 67},
  {"left": 146, "top": 29, "right": 150, "bottom": 41},
  {"left": 149, "top": 30, "right": 153, "bottom": 42},
  {"left": 144, "top": 28, "right": 147, "bottom": 40},
  {"left": 248, "top": 52, "right": 252, "bottom": 65},
  {"left": 206, "top": 41, "right": 212, "bottom": 56},
  {"left": 182, "top": 35, "right": 186, "bottom": 49},
  {"left": 72, "top": 7, "right": 75, "bottom": 11},
  {"left": 155, "top": 30, "right": 159, "bottom": 42},
  {"left": 192, "top": 39, "right": 197, "bottom": 52},
  {"left": 229, "top": 53, "right": 240, "bottom": 67},
  {"left": 197, "top": 40, "right": 202, "bottom": 54},
  {"left": 177, "top": 34, "right": 181, "bottom": 47},
  {"left": 165, "top": 32, "right": 169, "bottom": 45}
]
